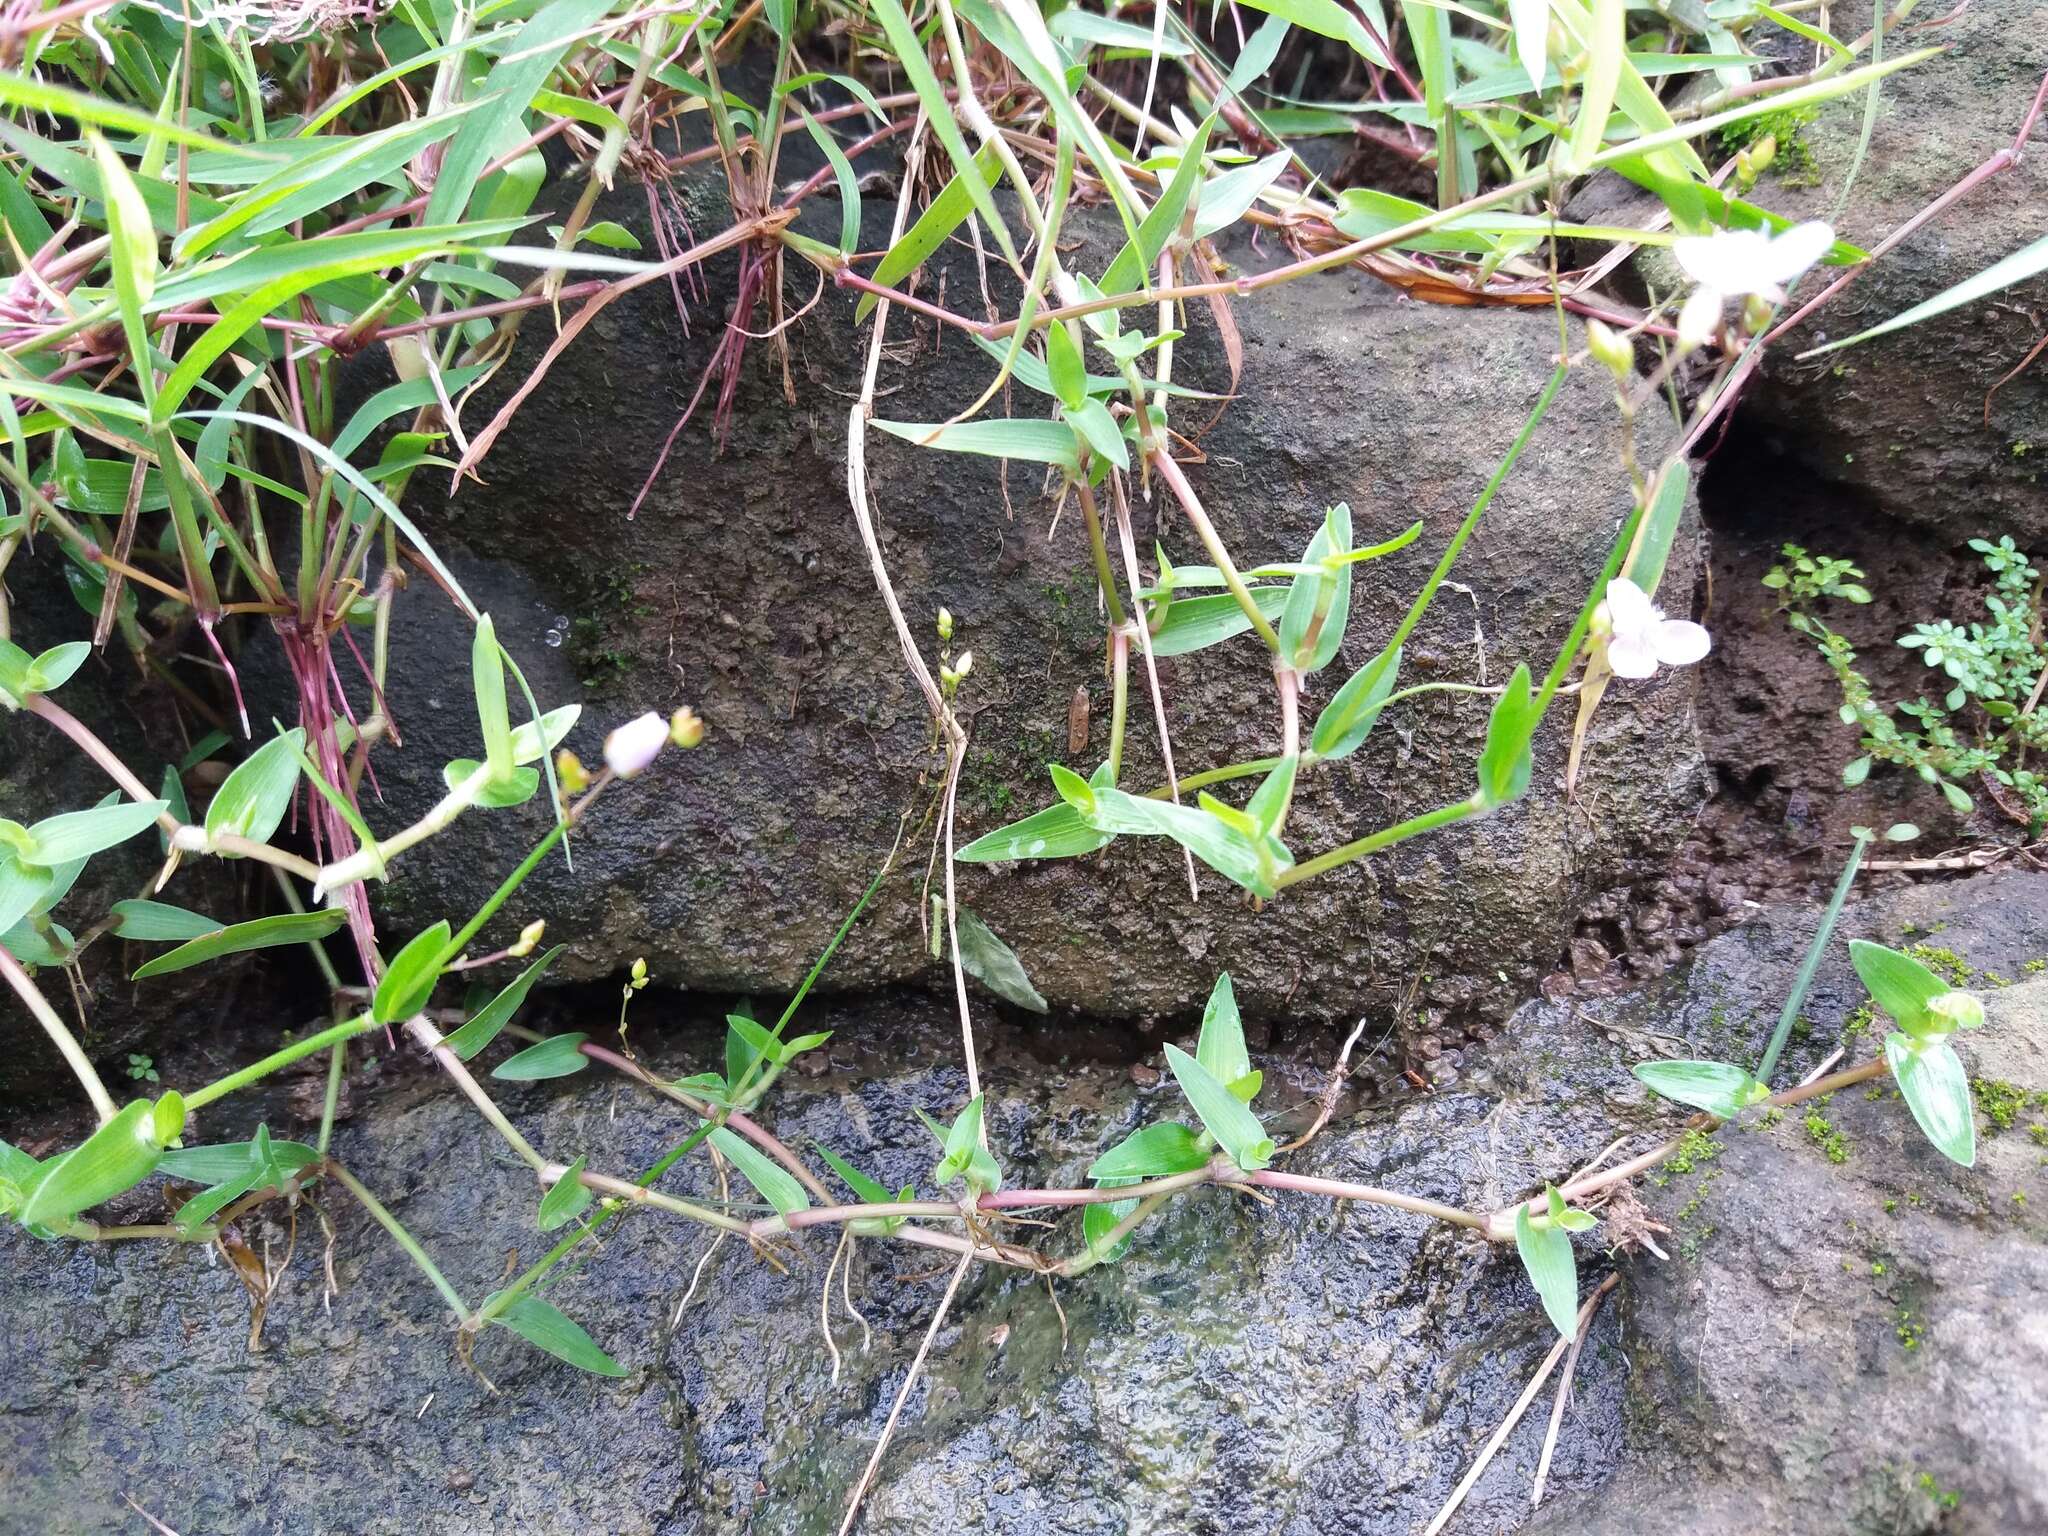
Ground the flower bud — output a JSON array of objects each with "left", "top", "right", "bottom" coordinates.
[
  {"left": 1585, "top": 317, "right": 1633, "bottom": 380},
  {"left": 1925, "top": 990, "right": 1986, "bottom": 1032},
  {"left": 670, "top": 705, "right": 704, "bottom": 749},
  {"left": 630, "top": 956, "right": 649, "bottom": 990},
  {"left": 952, "top": 650, "right": 973, "bottom": 680},
  {"left": 386, "top": 336, "right": 429, "bottom": 383},
  {"left": 510, "top": 919, "right": 545, "bottom": 959},
  {"left": 1733, "top": 149, "right": 1757, "bottom": 191},
  {"left": 603, "top": 712, "right": 668, "bottom": 778},
  {"left": 1748, "top": 134, "right": 1777, "bottom": 177},
  {"left": 1740, "top": 292, "right": 1774, "bottom": 336},
  {"left": 937, "top": 607, "right": 954, "bottom": 641},
  {"left": 555, "top": 749, "right": 590, "bottom": 795}
]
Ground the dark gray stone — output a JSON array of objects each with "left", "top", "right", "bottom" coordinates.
[
  {"left": 8, "top": 870, "right": 2045, "bottom": 1534},
  {"left": 349, "top": 183, "right": 1707, "bottom": 1031}
]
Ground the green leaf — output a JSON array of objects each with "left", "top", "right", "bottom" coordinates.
[
  {"left": 1193, "top": 151, "right": 1292, "bottom": 240},
  {"left": 1148, "top": 588, "right": 1291, "bottom": 657},
  {"left": 1242, "top": 762, "right": 1294, "bottom": 847},
  {"left": 1082, "top": 1194, "right": 1142, "bottom": 1264},
  {"left": 1633, "top": 1059, "right": 1764, "bottom": 1119},
  {"left": 1101, "top": 115, "right": 1216, "bottom": 296},
  {"left": 1848, "top": 940, "right": 1949, "bottom": 1037},
  {"left": 492, "top": 1033, "right": 592, "bottom": 1080},
  {"left": 709, "top": 1127, "right": 810, "bottom": 1218},
  {"left": 0, "top": 858, "right": 53, "bottom": 937},
  {"left": 797, "top": 108, "right": 862, "bottom": 255},
  {"left": 1087, "top": 1121, "right": 1210, "bottom": 1181},
  {"left": 857, "top": 144, "right": 1004, "bottom": 323},
  {"left": 955, "top": 908, "right": 1048, "bottom": 1013},
  {"left": 509, "top": 705, "right": 581, "bottom": 764},
  {"left": 133, "top": 908, "right": 347, "bottom": 978},
  {"left": 815, "top": 1145, "right": 893, "bottom": 1207},
  {"left": 205, "top": 728, "right": 305, "bottom": 847},
  {"left": 423, "top": 0, "right": 618, "bottom": 229},
  {"left": 923, "top": 1095, "right": 1001, "bottom": 1193},
  {"left": 444, "top": 945, "right": 565, "bottom": 1061},
  {"left": 1885, "top": 1034, "right": 1977, "bottom": 1167},
  {"left": 956, "top": 800, "right": 1115, "bottom": 863},
  {"left": 1474, "top": 662, "right": 1538, "bottom": 810},
  {"left": 487, "top": 1294, "right": 628, "bottom": 1377},
  {"left": 472, "top": 615, "right": 514, "bottom": 783},
  {"left": 1195, "top": 973, "right": 1251, "bottom": 1091},
  {"left": 1278, "top": 504, "right": 1353, "bottom": 675},
  {"left": 1066, "top": 397, "right": 1129, "bottom": 471},
  {"left": 871, "top": 417, "right": 1080, "bottom": 471},
  {"left": 1045, "top": 325, "right": 1086, "bottom": 415},
  {"left": 1233, "top": 0, "right": 1389, "bottom": 68},
  {"left": 864, "top": 0, "right": 1014, "bottom": 271},
  {"left": 1803, "top": 232, "right": 2048, "bottom": 358},
  {"left": 1311, "top": 644, "right": 1402, "bottom": 760},
  {"left": 442, "top": 760, "right": 540, "bottom": 808},
  {"left": 1566, "top": 0, "right": 1626, "bottom": 173},
  {"left": 1087, "top": 788, "right": 1291, "bottom": 897},
  {"left": 1163, "top": 1043, "right": 1273, "bottom": 1171},
  {"left": 1515, "top": 1194, "right": 1581, "bottom": 1338},
  {"left": 19, "top": 1100, "right": 163, "bottom": 1228},
  {"left": 159, "top": 1133, "right": 318, "bottom": 1186},
  {"left": 539, "top": 1156, "right": 594, "bottom": 1231},
  {"left": 91, "top": 136, "right": 157, "bottom": 393},
  {"left": 110, "top": 900, "right": 224, "bottom": 941},
  {"left": 373, "top": 920, "right": 450, "bottom": 1025},
  {"left": 26, "top": 642, "right": 90, "bottom": 694},
  {"left": 23, "top": 799, "right": 166, "bottom": 866}
]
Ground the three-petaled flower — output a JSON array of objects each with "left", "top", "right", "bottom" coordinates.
[
  {"left": 1674, "top": 221, "right": 1834, "bottom": 351},
  {"left": 1598, "top": 577, "right": 1711, "bottom": 680}
]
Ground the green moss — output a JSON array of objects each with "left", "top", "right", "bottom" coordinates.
[
  {"left": 1896, "top": 1308, "right": 1924, "bottom": 1351},
  {"left": 1971, "top": 1077, "right": 2048, "bottom": 1132},
  {"left": 1718, "top": 103, "right": 1821, "bottom": 184},
  {"left": 2022, "top": 958, "right": 2045, "bottom": 976},
  {"left": 1805, "top": 1105, "right": 1850, "bottom": 1164},
  {"left": 1905, "top": 944, "right": 1973, "bottom": 985},
  {"left": 1842, "top": 1002, "right": 1877, "bottom": 1038},
  {"left": 1660, "top": 1128, "right": 1723, "bottom": 1178}
]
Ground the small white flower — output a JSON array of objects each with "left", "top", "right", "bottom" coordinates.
[
  {"left": 1600, "top": 577, "right": 1710, "bottom": 680},
  {"left": 603, "top": 712, "right": 669, "bottom": 778},
  {"left": 1672, "top": 220, "right": 1834, "bottom": 349}
]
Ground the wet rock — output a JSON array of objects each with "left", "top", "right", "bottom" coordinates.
[
  {"left": 1737, "top": 7, "right": 2048, "bottom": 543},
  {"left": 8, "top": 870, "right": 2044, "bottom": 1533},
  {"left": 1532, "top": 867, "right": 2048, "bottom": 1536},
  {"left": 342, "top": 178, "right": 1706, "bottom": 1028}
]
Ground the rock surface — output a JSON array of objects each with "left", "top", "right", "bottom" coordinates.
[
  {"left": 5, "top": 870, "right": 2044, "bottom": 1535},
  {"left": 1740, "top": 4, "right": 2048, "bottom": 543},
  {"left": 343, "top": 180, "right": 1707, "bottom": 1030}
]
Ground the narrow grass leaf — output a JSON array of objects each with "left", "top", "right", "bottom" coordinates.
[
  {"left": 205, "top": 728, "right": 305, "bottom": 847},
  {"left": 538, "top": 1156, "right": 594, "bottom": 1230},
  {"left": 492, "top": 1033, "right": 592, "bottom": 1080},
  {"left": 1087, "top": 1121, "right": 1209, "bottom": 1180},
  {"left": 488, "top": 1295, "right": 628, "bottom": 1377},
  {"left": 955, "top": 908, "right": 1048, "bottom": 1012},
  {"left": 1632, "top": 1059, "right": 1759, "bottom": 1119},
  {"left": 24, "top": 800, "right": 167, "bottom": 866},
  {"left": 1884, "top": 1033, "right": 1975, "bottom": 1168},
  {"left": 373, "top": 920, "right": 450, "bottom": 1025},
  {"left": 18, "top": 1100, "right": 161, "bottom": 1227},
  {"left": 956, "top": 800, "right": 1115, "bottom": 862},
  {"left": 110, "top": 900, "right": 224, "bottom": 942},
  {"left": 1515, "top": 1199, "right": 1581, "bottom": 1338},
  {"left": 444, "top": 945, "right": 566, "bottom": 1060},
  {"left": 134, "top": 908, "right": 346, "bottom": 978},
  {"left": 709, "top": 1127, "right": 810, "bottom": 1217}
]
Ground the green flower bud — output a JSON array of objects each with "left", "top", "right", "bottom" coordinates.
[
  {"left": 1925, "top": 990, "right": 1985, "bottom": 1032},
  {"left": 1585, "top": 317, "right": 1634, "bottom": 380}
]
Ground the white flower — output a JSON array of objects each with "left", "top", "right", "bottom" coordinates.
[
  {"left": 1600, "top": 577, "right": 1710, "bottom": 680},
  {"left": 1672, "top": 220, "right": 1834, "bottom": 349},
  {"left": 603, "top": 712, "right": 669, "bottom": 778}
]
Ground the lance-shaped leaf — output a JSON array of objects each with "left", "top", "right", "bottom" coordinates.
[
  {"left": 538, "top": 1156, "right": 594, "bottom": 1231},
  {"left": 133, "top": 908, "right": 347, "bottom": 978},
  {"left": 373, "top": 920, "right": 450, "bottom": 1025},
  {"left": 918, "top": 1095, "right": 1002, "bottom": 1194},
  {"left": 1312, "top": 644, "right": 1402, "bottom": 761},
  {"left": 1884, "top": 1033, "right": 1976, "bottom": 1168},
  {"left": 1515, "top": 1193, "right": 1581, "bottom": 1339},
  {"left": 1633, "top": 1059, "right": 1766, "bottom": 1120},
  {"left": 1195, "top": 972, "right": 1260, "bottom": 1101},
  {"left": 19, "top": 1099, "right": 164, "bottom": 1228},
  {"left": 1278, "top": 506, "right": 1354, "bottom": 675},
  {"left": 443, "top": 945, "right": 565, "bottom": 1060},
  {"left": 957, "top": 800, "right": 1115, "bottom": 863},
  {"left": 22, "top": 800, "right": 167, "bottom": 866},
  {"left": 1848, "top": 940, "right": 1950, "bottom": 1037},
  {"left": 205, "top": 728, "right": 305, "bottom": 847},
  {"left": 815, "top": 1145, "right": 916, "bottom": 1234},
  {"left": 0, "top": 858, "right": 53, "bottom": 937},
  {"left": 1149, "top": 588, "right": 1291, "bottom": 657},
  {"left": 1163, "top": 1044, "right": 1273, "bottom": 1171},
  {"left": 492, "top": 1033, "right": 592, "bottom": 1080},
  {"left": 709, "top": 1127, "right": 810, "bottom": 1218},
  {"left": 871, "top": 417, "right": 1081, "bottom": 471},
  {"left": 1086, "top": 1121, "right": 1210, "bottom": 1181},
  {"left": 1474, "top": 663, "right": 1539, "bottom": 810},
  {"left": 110, "top": 900, "right": 224, "bottom": 941},
  {"left": 486, "top": 1294, "right": 628, "bottom": 1377},
  {"left": 472, "top": 615, "right": 514, "bottom": 784},
  {"left": 954, "top": 908, "right": 1048, "bottom": 1013}
]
